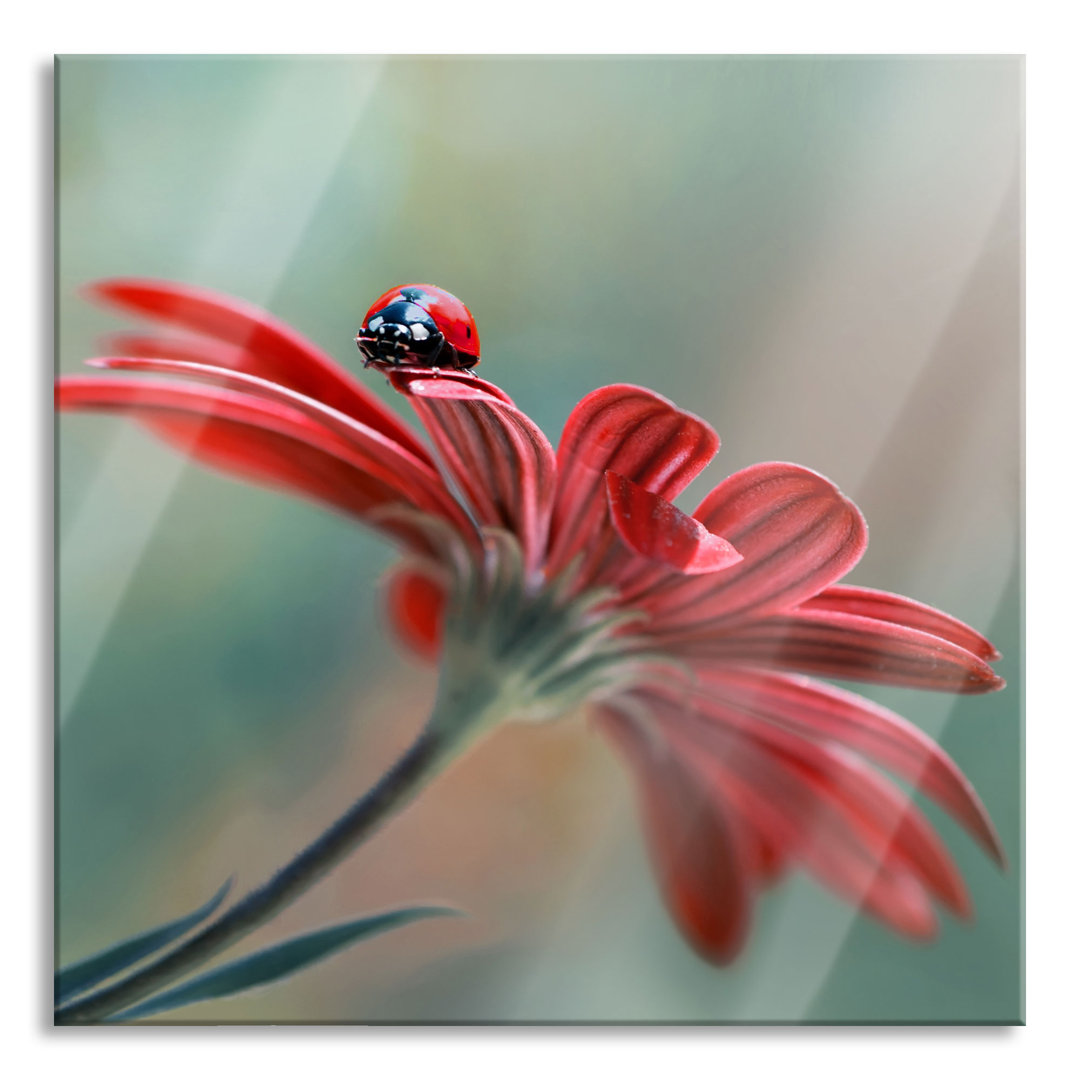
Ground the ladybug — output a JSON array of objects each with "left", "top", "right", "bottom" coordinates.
[{"left": 355, "top": 284, "right": 480, "bottom": 372}]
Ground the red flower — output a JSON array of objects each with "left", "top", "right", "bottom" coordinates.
[{"left": 57, "top": 279, "right": 1006, "bottom": 965}]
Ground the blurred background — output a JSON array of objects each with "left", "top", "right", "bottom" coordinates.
[{"left": 56, "top": 56, "right": 1022, "bottom": 1023}]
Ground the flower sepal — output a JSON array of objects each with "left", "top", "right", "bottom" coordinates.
[{"left": 425, "top": 530, "right": 652, "bottom": 744}]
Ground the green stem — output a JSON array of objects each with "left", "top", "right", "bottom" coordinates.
[
  {"left": 55, "top": 717, "right": 469, "bottom": 1025},
  {"left": 55, "top": 526, "right": 620, "bottom": 1024}
]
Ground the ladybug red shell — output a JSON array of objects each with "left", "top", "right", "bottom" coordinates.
[{"left": 355, "top": 284, "right": 480, "bottom": 371}]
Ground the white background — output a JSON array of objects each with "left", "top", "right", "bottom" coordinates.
[{"left": 5, "top": 0, "right": 1074, "bottom": 1075}]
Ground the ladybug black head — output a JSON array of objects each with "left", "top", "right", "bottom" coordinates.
[{"left": 355, "top": 300, "right": 444, "bottom": 367}]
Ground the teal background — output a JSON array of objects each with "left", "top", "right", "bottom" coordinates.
[{"left": 56, "top": 56, "right": 1022, "bottom": 1023}]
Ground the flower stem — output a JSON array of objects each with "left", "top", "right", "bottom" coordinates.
[{"left": 55, "top": 720, "right": 463, "bottom": 1025}]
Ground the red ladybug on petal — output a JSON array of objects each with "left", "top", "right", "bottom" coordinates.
[{"left": 356, "top": 284, "right": 480, "bottom": 372}]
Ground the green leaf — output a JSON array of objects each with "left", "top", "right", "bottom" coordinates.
[
  {"left": 55, "top": 879, "right": 232, "bottom": 1006},
  {"left": 110, "top": 906, "right": 459, "bottom": 1021}
]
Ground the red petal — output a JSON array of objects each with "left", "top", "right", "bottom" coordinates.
[
  {"left": 597, "top": 707, "right": 753, "bottom": 965},
  {"left": 605, "top": 471, "right": 742, "bottom": 575},
  {"left": 651, "top": 701, "right": 939, "bottom": 939},
  {"left": 547, "top": 385, "right": 719, "bottom": 585},
  {"left": 84, "top": 278, "right": 433, "bottom": 464},
  {"left": 823, "top": 760, "right": 972, "bottom": 918},
  {"left": 745, "top": 828, "right": 787, "bottom": 887},
  {"left": 801, "top": 585, "right": 1002, "bottom": 662},
  {"left": 671, "top": 609, "right": 1005, "bottom": 694},
  {"left": 644, "top": 463, "right": 867, "bottom": 631},
  {"left": 652, "top": 690, "right": 970, "bottom": 917},
  {"left": 87, "top": 356, "right": 474, "bottom": 538},
  {"left": 384, "top": 565, "right": 447, "bottom": 661},
  {"left": 56, "top": 376, "right": 432, "bottom": 547},
  {"left": 389, "top": 370, "right": 557, "bottom": 573},
  {"left": 755, "top": 724, "right": 968, "bottom": 917},
  {"left": 692, "top": 669, "right": 1005, "bottom": 865},
  {"left": 386, "top": 367, "right": 515, "bottom": 406},
  {"left": 101, "top": 332, "right": 259, "bottom": 371},
  {"left": 726, "top": 768, "right": 938, "bottom": 939}
]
